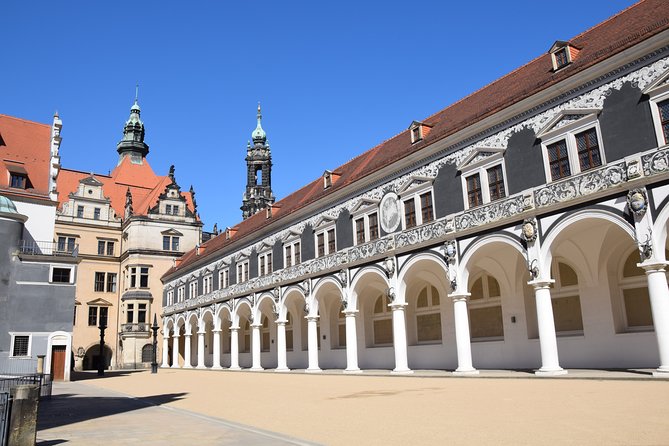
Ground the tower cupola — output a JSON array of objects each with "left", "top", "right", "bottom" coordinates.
[
  {"left": 116, "top": 97, "right": 149, "bottom": 164},
  {"left": 241, "top": 103, "right": 275, "bottom": 219}
]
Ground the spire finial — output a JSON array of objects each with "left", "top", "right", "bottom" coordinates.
[{"left": 135, "top": 84, "right": 139, "bottom": 104}]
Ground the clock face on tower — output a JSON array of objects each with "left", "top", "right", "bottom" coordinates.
[{"left": 380, "top": 192, "right": 401, "bottom": 233}]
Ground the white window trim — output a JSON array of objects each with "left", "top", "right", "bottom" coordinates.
[
  {"left": 189, "top": 280, "right": 198, "bottom": 299},
  {"left": 283, "top": 238, "right": 301, "bottom": 267},
  {"left": 398, "top": 180, "right": 434, "bottom": 230},
  {"left": 351, "top": 206, "right": 379, "bottom": 246},
  {"left": 645, "top": 80, "right": 669, "bottom": 148},
  {"left": 167, "top": 289, "right": 175, "bottom": 306},
  {"left": 177, "top": 286, "right": 185, "bottom": 303},
  {"left": 9, "top": 333, "right": 32, "bottom": 358},
  {"left": 49, "top": 264, "right": 75, "bottom": 284},
  {"left": 258, "top": 250, "right": 273, "bottom": 277},
  {"left": 218, "top": 269, "right": 229, "bottom": 289},
  {"left": 459, "top": 150, "right": 508, "bottom": 210},
  {"left": 539, "top": 113, "right": 606, "bottom": 183},
  {"left": 237, "top": 259, "right": 250, "bottom": 283},
  {"left": 314, "top": 225, "right": 336, "bottom": 258},
  {"left": 203, "top": 274, "right": 213, "bottom": 294}
]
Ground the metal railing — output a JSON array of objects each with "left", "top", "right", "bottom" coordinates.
[
  {"left": 18, "top": 240, "right": 78, "bottom": 257},
  {"left": 0, "top": 374, "right": 51, "bottom": 400}
]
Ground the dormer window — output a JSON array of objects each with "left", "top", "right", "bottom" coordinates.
[
  {"left": 322, "top": 170, "right": 340, "bottom": 189},
  {"left": 5, "top": 162, "right": 29, "bottom": 189},
  {"left": 9, "top": 173, "right": 27, "bottom": 189},
  {"left": 409, "top": 121, "right": 433, "bottom": 144},
  {"left": 549, "top": 41, "right": 579, "bottom": 71}
]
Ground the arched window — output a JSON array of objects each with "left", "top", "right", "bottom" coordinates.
[
  {"left": 285, "top": 312, "right": 294, "bottom": 351},
  {"left": 242, "top": 319, "right": 251, "bottom": 353},
  {"left": 415, "top": 285, "right": 441, "bottom": 343},
  {"left": 551, "top": 261, "right": 584, "bottom": 334},
  {"left": 620, "top": 251, "right": 653, "bottom": 330},
  {"left": 338, "top": 306, "right": 346, "bottom": 348},
  {"left": 261, "top": 316, "right": 270, "bottom": 352},
  {"left": 373, "top": 294, "right": 393, "bottom": 346},
  {"left": 469, "top": 274, "right": 504, "bottom": 340},
  {"left": 141, "top": 344, "right": 154, "bottom": 363}
]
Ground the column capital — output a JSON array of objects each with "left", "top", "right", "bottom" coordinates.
[
  {"left": 230, "top": 326, "right": 240, "bottom": 332},
  {"left": 639, "top": 260, "right": 669, "bottom": 273},
  {"left": 527, "top": 278, "right": 555, "bottom": 290},
  {"left": 275, "top": 320, "right": 287, "bottom": 326},
  {"left": 184, "top": 333, "right": 192, "bottom": 338},
  {"left": 306, "top": 315, "right": 320, "bottom": 322},
  {"left": 172, "top": 333, "right": 180, "bottom": 339},
  {"left": 212, "top": 328, "right": 222, "bottom": 333},
  {"left": 197, "top": 330, "right": 206, "bottom": 335},
  {"left": 389, "top": 302, "right": 408, "bottom": 310},
  {"left": 343, "top": 309, "right": 359, "bottom": 317},
  {"left": 449, "top": 292, "right": 471, "bottom": 303},
  {"left": 250, "top": 323, "right": 262, "bottom": 329}
]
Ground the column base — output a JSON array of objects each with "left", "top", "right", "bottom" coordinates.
[
  {"left": 535, "top": 368, "right": 568, "bottom": 376},
  {"left": 182, "top": 365, "right": 193, "bottom": 369},
  {"left": 196, "top": 365, "right": 206, "bottom": 369},
  {"left": 275, "top": 367, "right": 291, "bottom": 373},
  {"left": 652, "top": 367, "right": 669, "bottom": 378},
  {"left": 453, "top": 368, "right": 479, "bottom": 376},
  {"left": 211, "top": 365, "right": 223, "bottom": 370},
  {"left": 250, "top": 366, "right": 264, "bottom": 371},
  {"left": 391, "top": 368, "right": 413, "bottom": 375},
  {"left": 306, "top": 368, "right": 322, "bottom": 373},
  {"left": 344, "top": 368, "right": 362, "bottom": 374},
  {"left": 170, "top": 365, "right": 180, "bottom": 369},
  {"left": 228, "top": 366, "right": 242, "bottom": 371}
]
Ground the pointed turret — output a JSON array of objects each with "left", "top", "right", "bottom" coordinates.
[
  {"left": 251, "top": 103, "right": 267, "bottom": 143},
  {"left": 241, "top": 103, "right": 275, "bottom": 220},
  {"left": 116, "top": 96, "right": 149, "bottom": 165}
]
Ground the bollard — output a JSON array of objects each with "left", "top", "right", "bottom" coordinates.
[{"left": 8, "top": 385, "right": 39, "bottom": 446}]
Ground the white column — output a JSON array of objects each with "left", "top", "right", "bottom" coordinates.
[
  {"left": 450, "top": 294, "right": 478, "bottom": 375},
  {"left": 161, "top": 335, "right": 169, "bottom": 368},
  {"left": 276, "top": 320, "right": 289, "bottom": 372},
  {"left": 642, "top": 261, "right": 669, "bottom": 376},
  {"left": 251, "top": 323, "right": 263, "bottom": 371},
  {"left": 212, "top": 329, "right": 222, "bottom": 369},
  {"left": 183, "top": 334, "right": 193, "bottom": 368},
  {"left": 390, "top": 303, "right": 412, "bottom": 374},
  {"left": 196, "top": 330, "right": 206, "bottom": 369},
  {"left": 344, "top": 310, "right": 361, "bottom": 373},
  {"left": 530, "top": 279, "right": 567, "bottom": 376},
  {"left": 171, "top": 334, "right": 180, "bottom": 368},
  {"left": 306, "top": 316, "right": 321, "bottom": 372},
  {"left": 229, "top": 327, "right": 241, "bottom": 370}
]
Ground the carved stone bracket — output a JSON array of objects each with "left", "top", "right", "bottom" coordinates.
[
  {"left": 627, "top": 188, "right": 649, "bottom": 218},
  {"left": 521, "top": 218, "right": 538, "bottom": 244},
  {"left": 382, "top": 257, "right": 395, "bottom": 278}
]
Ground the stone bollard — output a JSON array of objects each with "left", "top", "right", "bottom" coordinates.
[{"left": 8, "top": 385, "right": 39, "bottom": 446}]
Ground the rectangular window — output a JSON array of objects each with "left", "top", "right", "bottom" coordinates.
[
  {"left": 130, "top": 267, "right": 137, "bottom": 288},
  {"left": 554, "top": 48, "right": 569, "bottom": 69},
  {"left": 172, "top": 205, "right": 179, "bottom": 215},
  {"left": 237, "top": 264, "right": 243, "bottom": 283},
  {"left": 106, "top": 273, "right": 117, "bottom": 293},
  {"left": 285, "top": 246, "right": 292, "bottom": 268},
  {"left": 140, "top": 267, "right": 149, "bottom": 288},
  {"left": 327, "top": 228, "right": 336, "bottom": 254},
  {"left": 219, "top": 269, "right": 229, "bottom": 289},
  {"left": 317, "top": 233, "right": 325, "bottom": 258},
  {"left": 88, "top": 307, "right": 97, "bottom": 326},
  {"left": 166, "top": 204, "right": 172, "bottom": 214},
  {"left": 98, "top": 240, "right": 105, "bottom": 255},
  {"left": 547, "top": 140, "right": 571, "bottom": 180},
  {"left": 487, "top": 165, "right": 506, "bottom": 201},
  {"left": 127, "top": 304, "right": 134, "bottom": 323},
  {"left": 77, "top": 205, "right": 84, "bottom": 218},
  {"left": 12, "top": 336, "right": 29, "bottom": 357},
  {"left": 94, "top": 272, "right": 106, "bottom": 292},
  {"left": 369, "top": 212, "right": 379, "bottom": 241},
  {"left": 659, "top": 100, "right": 669, "bottom": 145},
  {"left": 97, "top": 240, "right": 114, "bottom": 256},
  {"left": 243, "top": 262, "right": 249, "bottom": 281},
  {"left": 466, "top": 174, "right": 483, "bottom": 208},
  {"left": 138, "top": 304, "right": 147, "bottom": 323},
  {"left": 355, "top": 218, "right": 365, "bottom": 245},
  {"left": 404, "top": 199, "right": 416, "bottom": 228},
  {"left": 177, "top": 286, "right": 185, "bottom": 302},
  {"left": 203, "top": 275, "right": 212, "bottom": 294},
  {"left": 162, "top": 236, "right": 180, "bottom": 251},
  {"left": 172, "top": 237, "right": 179, "bottom": 251},
  {"left": 99, "top": 307, "right": 108, "bottom": 326},
  {"left": 93, "top": 208, "right": 101, "bottom": 220},
  {"left": 58, "top": 236, "right": 76, "bottom": 253},
  {"left": 10, "top": 173, "right": 27, "bottom": 189},
  {"left": 420, "top": 191, "right": 434, "bottom": 223},
  {"left": 163, "top": 236, "right": 170, "bottom": 251},
  {"left": 260, "top": 256, "right": 265, "bottom": 276},
  {"left": 294, "top": 242, "right": 301, "bottom": 264},
  {"left": 106, "top": 241, "right": 114, "bottom": 256},
  {"left": 52, "top": 267, "right": 71, "bottom": 283},
  {"left": 575, "top": 128, "right": 602, "bottom": 171},
  {"left": 167, "top": 290, "right": 174, "bottom": 305}
]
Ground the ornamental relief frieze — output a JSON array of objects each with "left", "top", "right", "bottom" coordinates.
[{"left": 165, "top": 55, "right": 669, "bottom": 307}]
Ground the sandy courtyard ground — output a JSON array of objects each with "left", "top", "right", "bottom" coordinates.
[{"left": 85, "top": 369, "right": 669, "bottom": 445}]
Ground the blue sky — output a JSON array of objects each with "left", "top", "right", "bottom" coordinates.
[{"left": 4, "top": 0, "right": 634, "bottom": 231}]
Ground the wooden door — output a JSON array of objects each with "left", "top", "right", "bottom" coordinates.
[{"left": 51, "top": 346, "right": 66, "bottom": 381}]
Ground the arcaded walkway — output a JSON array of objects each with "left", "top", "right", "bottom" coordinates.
[{"left": 41, "top": 369, "right": 669, "bottom": 445}]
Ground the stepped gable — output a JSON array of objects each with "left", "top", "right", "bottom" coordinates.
[
  {"left": 0, "top": 114, "right": 52, "bottom": 200},
  {"left": 165, "top": 0, "right": 669, "bottom": 277}
]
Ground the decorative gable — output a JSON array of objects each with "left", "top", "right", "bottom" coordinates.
[
  {"left": 313, "top": 215, "right": 337, "bottom": 229},
  {"left": 350, "top": 198, "right": 380, "bottom": 214},
  {"left": 281, "top": 228, "right": 302, "bottom": 242},
  {"left": 457, "top": 147, "right": 506, "bottom": 172},
  {"left": 643, "top": 68, "right": 669, "bottom": 96},
  {"left": 536, "top": 109, "right": 600, "bottom": 139},
  {"left": 397, "top": 175, "right": 433, "bottom": 194},
  {"left": 161, "top": 228, "right": 184, "bottom": 236},
  {"left": 87, "top": 298, "right": 113, "bottom": 307}
]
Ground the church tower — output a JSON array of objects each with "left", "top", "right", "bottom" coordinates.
[
  {"left": 241, "top": 104, "right": 275, "bottom": 219},
  {"left": 116, "top": 98, "right": 149, "bottom": 165}
]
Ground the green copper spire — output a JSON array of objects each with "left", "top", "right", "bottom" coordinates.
[
  {"left": 117, "top": 91, "right": 149, "bottom": 163},
  {"left": 251, "top": 102, "right": 266, "bottom": 143}
]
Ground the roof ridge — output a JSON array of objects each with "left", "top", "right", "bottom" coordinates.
[
  {"left": 569, "top": 0, "right": 646, "bottom": 43},
  {"left": 0, "top": 114, "right": 51, "bottom": 128},
  {"left": 60, "top": 167, "right": 112, "bottom": 178}
]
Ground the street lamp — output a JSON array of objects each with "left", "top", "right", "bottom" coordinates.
[
  {"left": 97, "top": 323, "right": 107, "bottom": 377},
  {"left": 151, "top": 314, "right": 159, "bottom": 374}
]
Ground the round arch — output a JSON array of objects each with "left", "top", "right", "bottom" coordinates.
[
  {"left": 459, "top": 234, "right": 526, "bottom": 289},
  {"left": 350, "top": 266, "right": 389, "bottom": 310}
]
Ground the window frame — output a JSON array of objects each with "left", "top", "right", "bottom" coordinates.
[
  {"left": 203, "top": 274, "right": 213, "bottom": 294},
  {"left": 648, "top": 86, "right": 669, "bottom": 148},
  {"left": 258, "top": 251, "right": 273, "bottom": 277},
  {"left": 9, "top": 173, "right": 27, "bottom": 189},
  {"left": 177, "top": 286, "right": 185, "bottom": 302},
  {"left": 458, "top": 149, "right": 508, "bottom": 210},
  {"left": 50, "top": 265, "right": 74, "bottom": 284},
  {"left": 236, "top": 259, "right": 250, "bottom": 283},
  {"left": 218, "top": 268, "right": 229, "bottom": 289},
  {"left": 314, "top": 225, "right": 336, "bottom": 258},
  {"left": 10, "top": 334, "right": 31, "bottom": 358},
  {"left": 351, "top": 204, "right": 380, "bottom": 246},
  {"left": 398, "top": 181, "right": 436, "bottom": 230},
  {"left": 283, "top": 238, "right": 301, "bottom": 268},
  {"left": 189, "top": 280, "right": 198, "bottom": 299}
]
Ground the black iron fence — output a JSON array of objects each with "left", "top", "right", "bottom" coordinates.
[{"left": 0, "top": 374, "right": 51, "bottom": 400}]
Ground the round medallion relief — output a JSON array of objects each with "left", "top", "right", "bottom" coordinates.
[{"left": 380, "top": 192, "right": 401, "bottom": 233}]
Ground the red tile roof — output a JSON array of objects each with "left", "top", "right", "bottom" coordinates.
[
  {"left": 165, "top": 0, "right": 669, "bottom": 279},
  {"left": 57, "top": 157, "right": 196, "bottom": 219},
  {"left": 0, "top": 114, "right": 53, "bottom": 203}
]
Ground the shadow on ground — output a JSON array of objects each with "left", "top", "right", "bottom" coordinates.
[
  {"left": 37, "top": 391, "right": 187, "bottom": 431},
  {"left": 70, "top": 370, "right": 145, "bottom": 381}
]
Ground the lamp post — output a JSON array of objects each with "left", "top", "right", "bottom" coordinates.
[
  {"left": 151, "top": 314, "right": 159, "bottom": 374},
  {"left": 97, "top": 323, "right": 107, "bottom": 377}
]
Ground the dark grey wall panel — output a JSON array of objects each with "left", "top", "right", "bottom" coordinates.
[
  {"left": 229, "top": 260, "right": 237, "bottom": 285},
  {"left": 505, "top": 127, "right": 545, "bottom": 195},
  {"left": 272, "top": 240, "right": 283, "bottom": 270},
  {"left": 600, "top": 82, "right": 657, "bottom": 161},
  {"left": 336, "top": 210, "right": 353, "bottom": 250},
  {"left": 249, "top": 248, "right": 258, "bottom": 279},
  {"left": 434, "top": 162, "right": 462, "bottom": 218},
  {"left": 301, "top": 224, "right": 315, "bottom": 261}
]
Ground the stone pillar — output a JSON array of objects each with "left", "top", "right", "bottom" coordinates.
[
  {"left": 276, "top": 320, "right": 289, "bottom": 372},
  {"left": 212, "top": 329, "right": 222, "bottom": 369},
  {"left": 344, "top": 310, "right": 361, "bottom": 373},
  {"left": 8, "top": 385, "right": 39, "bottom": 446},
  {"left": 306, "top": 316, "right": 321, "bottom": 372},
  {"left": 171, "top": 334, "right": 180, "bottom": 368},
  {"left": 390, "top": 303, "right": 412, "bottom": 374},
  {"left": 161, "top": 335, "right": 169, "bottom": 368},
  {"left": 450, "top": 293, "right": 478, "bottom": 375},
  {"left": 530, "top": 279, "right": 566, "bottom": 375},
  {"left": 183, "top": 334, "right": 193, "bottom": 368},
  {"left": 642, "top": 261, "right": 669, "bottom": 376},
  {"left": 229, "top": 327, "right": 241, "bottom": 370},
  {"left": 196, "top": 331, "right": 206, "bottom": 369},
  {"left": 251, "top": 323, "right": 263, "bottom": 371}
]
